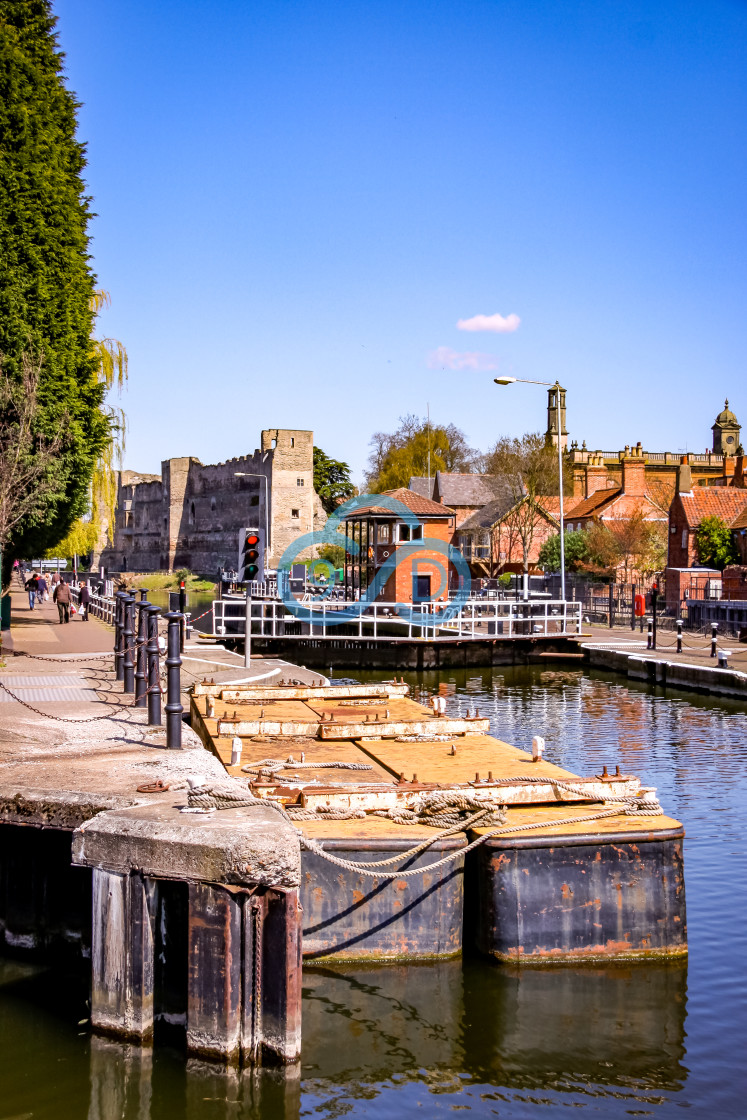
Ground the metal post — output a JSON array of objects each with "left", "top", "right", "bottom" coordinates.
[
  {"left": 244, "top": 589, "right": 252, "bottom": 668},
  {"left": 114, "top": 592, "right": 126, "bottom": 680},
  {"left": 122, "top": 595, "right": 135, "bottom": 693},
  {"left": 163, "top": 612, "right": 183, "bottom": 749},
  {"left": 608, "top": 582, "right": 614, "bottom": 629},
  {"left": 139, "top": 588, "right": 148, "bottom": 601},
  {"left": 711, "top": 622, "right": 718, "bottom": 658},
  {"left": 146, "top": 605, "right": 162, "bottom": 726},
  {"left": 555, "top": 382, "right": 566, "bottom": 605},
  {"left": 134, "top": 598, "right": 150, "bottom": 707},
  {"left": 652, "top": 584, "right": 658, "bottom": 650},
  {"left": 677, "top": 619, "right": 683, "bottom": 654},
  {"left": 647, "top": 619, "right": 653, "bottom": 649},
  {"left": 631, "top": 583, "right": 636, "bottom": 631},
  {"left": 178, "top": 581, "right": 187, "bottom": 653}
]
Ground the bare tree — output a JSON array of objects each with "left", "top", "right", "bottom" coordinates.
[
  {"left": 584, "top": 507, "right": 668, "bottom": 581},
  {"left": 485, "top": 433, "right": 560, "bottom": 586},
  {"left": 0, "top": 354, "right": 69, "bottom": 577}
]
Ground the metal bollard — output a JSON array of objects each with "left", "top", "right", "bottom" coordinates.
[
  {"left": 163, "top": 611, "right": 183, "bottom": 749},
  {"left": 711, "top": 623, "right": 718, "bottom": 658},
  {"left": 139, "top": 588, "right": 149, "bottom": 601},
  {"left": 134, "top": 598, "right": 150, "bottom": 707},
  {"left": 122, "top": 595, "right": 135, "bottom": 693},
  {"left": 114, "top": 591, "right": 126, "bottom": 681},
  {"left": 146, "top": 605, "right": 162, "bottom": 726},
  {"left": 677, "top": 619, "right": 683, "bottom": 654},
  {"left": 647, "top": 619, "right": 653, "bottom": 649}
]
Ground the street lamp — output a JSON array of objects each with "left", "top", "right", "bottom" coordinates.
[
  {"left": 493, "top": 376, "right": 566, "bottom": 604},
  {"left": 234, "top": 473, "right": 269, "bottom": 553}
]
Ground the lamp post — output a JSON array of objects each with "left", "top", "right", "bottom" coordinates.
[
  {"left": 234, "top": 473, "right": 270, "bottom": 553},
  {"left": 493, "top": 376, "right": 566, "bottom": 604}
]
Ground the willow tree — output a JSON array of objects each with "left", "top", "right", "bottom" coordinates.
[
  {"left": 0, "top": 0, "right": 109, "bottom": 580},
  {"left": 50, "top": 290, "right": 128, "bottom": 561}
]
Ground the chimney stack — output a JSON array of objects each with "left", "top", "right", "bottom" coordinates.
[
  {"left": 584, "top": 454, "right": 608, "bottom": 498},
  {"left": 676, "top": 455, "right": 693, "bottom": 495},
  {"left": 620, "top": 444, "right": 647, "bottom": 497}
]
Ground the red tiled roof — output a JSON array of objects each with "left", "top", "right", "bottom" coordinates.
[
  {"left": 345, "top": 487, "right": 454, "bottom": 518},
  {"left": 730, "top": 504, "right": 747, "bottom": 530},
  {"left": 566, "top": 487, "right": 621, "bottom": 519},
  {"left": 678, "top": 488, "right": 747, "bottom": 528}
]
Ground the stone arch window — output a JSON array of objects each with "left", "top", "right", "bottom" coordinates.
[
  {"left": 290, "top": 436, "right": 295, "bottom": 448},
  {"left": 210, "top": 497, "right": 217, "bottom": 512},
  {"left": 189, "top": 501, "right": 196, "bottom": 526}
]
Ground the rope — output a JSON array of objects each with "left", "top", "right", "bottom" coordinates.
[
  {"left": 241, "top": 757, "right": 373, "bottom": 777},
  {"left": 181, "top": 778, "right": 664, "bottom": 878}
]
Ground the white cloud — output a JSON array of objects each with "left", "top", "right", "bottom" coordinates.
[
  {"left": 427, "top": 346, "right": 498, "bottom": 371},
  {"left": 456, "top": 312, "right": 521, "bottom": 333}
]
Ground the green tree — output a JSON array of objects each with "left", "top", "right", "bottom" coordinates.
[
  {"left": 538, "top": 529, "right": 592, "bottom": 573},
  {"left": 696, "top": 515, "right": 739, "bottom": 570},
  {"left": 313, "top": 446, "right": 356, "bottom": 514},
  {"left": 0, "top": 0, "right": 109, "bottom": 579},
  {"left": 365, "top": 414, "right": 476, "bottom": 491}
]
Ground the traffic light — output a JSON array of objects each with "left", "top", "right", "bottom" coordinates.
[{"left": 238, "top": 527, "right": 265, "bottom": 583}]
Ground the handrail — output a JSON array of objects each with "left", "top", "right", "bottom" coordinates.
[{"left": 211, "top": 597, "right": 581, "bottom": 641}]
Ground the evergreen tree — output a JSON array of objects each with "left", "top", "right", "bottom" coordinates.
[{"left": 0, "top": 0, "right": 108, "bottom": 574}]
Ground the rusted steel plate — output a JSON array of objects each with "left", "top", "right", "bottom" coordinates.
[
  {"left": 298, "top": 825, "right": 466, "bottom": 960},
  {"left": 474, "top": 833, "right": 687, "bottom": 962},
  {"left": 305, "top": 696, "right": 428, "bottom": 721}
]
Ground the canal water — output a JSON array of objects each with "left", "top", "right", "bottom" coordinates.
[{"left": 1, "top": 665, "right": 745, "bottom": 1118}]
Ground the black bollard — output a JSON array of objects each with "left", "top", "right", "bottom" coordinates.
[
  {"left": 178, "top": 581, "right": 187, "bottom": 653},
  {"left": 139, "top": 588, "right": 149, "bottom": 601},
  {"left": 677, "top": 619, "right": 683, "bottom": 654},
  {"left": 146, "top": 605, "right": 162, "bottom": 726},
  {"left": 134, "top": 598, "right": 150, "bottom": 707},
  {"left": 710, "top": 622, "right": 718, "bottom": 658},
  {"left": 163, "top": 611, "right": 183, "bottom": 749},
  {"left": 630, "top": 582, "right": 636, "bottom": 631},
  {"left": 114, "top": 591, "right": 126, "bottom": 681},
  {"left": 647, "top": 619, "right": 653, "bottom": 650},
  {"left": 122, "top": 595, "right": 136, "bottom": 693}
]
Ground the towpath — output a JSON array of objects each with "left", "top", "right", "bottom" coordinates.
[{"left": 579, "top": 620, "right": 747, "bottom": 670}]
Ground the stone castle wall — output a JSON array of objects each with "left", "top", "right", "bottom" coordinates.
[{"left": 97, "top": 429, "right": 326, "bottom": 574}]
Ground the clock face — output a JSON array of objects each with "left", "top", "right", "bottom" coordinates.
[{"left": 727, "top": 435, "right": 735, "bottom": 444}]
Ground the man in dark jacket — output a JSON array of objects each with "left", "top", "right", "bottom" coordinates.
[
  {"left": 79, "top": 582, "right": 91, "bottom": 621},
  {"left": 24, "top": 572, "right": 39, "bottom": 610},
  {"left": 53, "top": 579, "right": 72, "bottom": 624}
]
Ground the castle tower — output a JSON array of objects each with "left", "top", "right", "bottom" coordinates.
[
  {"left": 546, "top": 384, "right": 568, "bottom": 450},
  {"left": 711, "top": 399, "right": 741, "bottom": 454}
]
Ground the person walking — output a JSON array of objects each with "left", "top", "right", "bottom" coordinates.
[
  {"left": 79, "top": 582, "right": 91, "bottom": 621},
  {"left": 37, "top": 573, "right": 48, "bottom": 603},
  {"left": 24, "top": 572, "right": 39, "bottom": 611},
  {"left": 53, "top": 578, "right": 72, "bottom": 624}
]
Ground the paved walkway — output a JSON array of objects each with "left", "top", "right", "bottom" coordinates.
[{"left": 579, "top": 621, "right": 747, "bottom": 672}]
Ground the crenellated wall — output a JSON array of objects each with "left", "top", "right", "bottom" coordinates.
[{"left": 97, "top": 429, "right": 325, "bottom": 574}]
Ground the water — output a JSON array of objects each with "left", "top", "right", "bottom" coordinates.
[{"left": 1, "top": 665, "right": 745, "bottom": 1118}]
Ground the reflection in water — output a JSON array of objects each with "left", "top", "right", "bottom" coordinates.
[{"left": 2, "top": 665, "right": 746, "bottom": 1117}]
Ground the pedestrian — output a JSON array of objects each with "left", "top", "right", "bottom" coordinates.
[
  {"left": 53, "top": 577, "right": 72, "bottom": 624},
  {"left": 79, "top": 581, "right": 91, "bottom": 621},
  {"left": 51, "top": 571, "right": 60, "bottom": 589},
  {"left": 37, "top": 573, "right": 48, "bottom": 603},
  {"left": 24, "top": 572, "right": 39, "bottom": 610}
]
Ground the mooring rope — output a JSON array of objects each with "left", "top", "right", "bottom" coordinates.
[{"left": 180, "top": 778, "right": 663, "bottom": 876}]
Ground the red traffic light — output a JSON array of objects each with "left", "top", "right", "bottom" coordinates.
[{"left": 246, "top": 534, "right": 259, "bottom": 546}]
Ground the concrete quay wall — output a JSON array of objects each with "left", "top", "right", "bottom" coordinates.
[{"left": 584, "top": 644, "right": 747, "bottom": 700}]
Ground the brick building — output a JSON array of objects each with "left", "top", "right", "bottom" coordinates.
[
  {"left": 564, "top": 448, "right": 668, "bottom": 531},
  {"left": 666, "top": 459, "right": 747, "bottom": 569},
  {"left": 342, "top": 488, "right": 456, "bottom": 603},
  {"left": 457, "top": 495, "right": 561, "bottom": 578},
  {"left": 96, "top": 429, "right": 326, "bottom": 574}
]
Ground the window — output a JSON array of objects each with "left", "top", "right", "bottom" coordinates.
[
  {"left": 413, "top": 525, "right": 423, "bottom": 540},
  {"left": 189, "top": 501, "right": 195, "bottom": 526},
  {"left": 378, "top": 524, "right": 390, "bottom": 543},
  {"left": 681, "top": 530, "right": 687, "bottom": 549},
  {"left": 291, "top": 508, "right": 300, "bottom": 519},
  {"left": 211, "top": 497, "right": 216, "bottom": 512},
  {"left": 399, "top": 523, "right": 411, "bottom": 542},
  {"left": 297, "top": 478, "right": 304, "bottom": 487},
  {"left": 290, "top": 436, "right": 295, "bottom": 448}
]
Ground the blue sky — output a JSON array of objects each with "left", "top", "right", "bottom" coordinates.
[{"left": 54, "top": 0, "right": 747, "bottom": 482}]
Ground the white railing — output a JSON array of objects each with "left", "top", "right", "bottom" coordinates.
[
  {"left": 70, "top": 586, "right": 117, "bottom": 625},
  {"left": 211, "top": 597, "right": 581, "bottom": 641}
]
